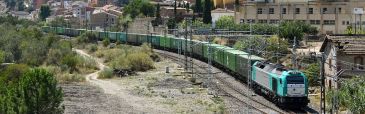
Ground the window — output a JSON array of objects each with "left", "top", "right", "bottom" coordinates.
[
  {"left": 329, "top": 59, "right": 332, "bottom": 70},
  {"left": 282, "top": 8, "right": 287, "bottom": 14},
  {"left": 322, "top": 8, "right": 328, "bottom": 14},
  {"left": 269, "top": 20, "right": 279, "bottom": 24},
  {"left": 258, "top": 20, "right": 267, "bottom": 23},
  {"left": 354, "top": 56, "right": 364, "bottom": 69},
  {"left": 347, "top": 21, "right": 350, "bottom": 25},
  {"left": 342, "top": 21, "right": 345, "bottom": 25},
  {"left": 295, "top": 8, "right": 300, "bottom": 14},
  {"left": 257, "top": 8, "right": 263, "bottom": 14},
  {"left": 310, "top": 20, "right": 320, "bottom": 25},
  {"left": 324, "top": 20, "right": 335, "bottom": 25},
  {"left": 269, "top": 8, "right": 274, "bottom": 14},
  {"left": 338, "top": 8, "right": 342, "bottom": 13},
  {"left": 247, "top": 19, "right": 255, "bottom": 23},
  {"left": 308, "top": 8, "right": 313, "bottom": 14},
  {"left": 240, "top": 19, "right": 244, "bottom": 23}
]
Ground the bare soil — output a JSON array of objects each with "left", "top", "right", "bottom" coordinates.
[{"left": 61, "top": 49, "right": 226, "bottom": 114}]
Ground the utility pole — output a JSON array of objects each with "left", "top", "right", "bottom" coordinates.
[
  {"left": 292, "top": 36, "right": 297, "bottom": 69},
  {"left": 185, "top": 18, "right": 188, "bottom": 71},
  {"left": 189, "top": 18, "right": 194, "bottom": 79},
  {"left": 320, "top": 52, "right": 326, "bottom": 114},
  {"left": 332, "top": 45, "right": 338, "bottom": 114}
]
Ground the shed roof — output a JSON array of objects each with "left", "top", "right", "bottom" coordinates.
[{"left": 320, "top": 35, "right": 365, "bottom": 55}]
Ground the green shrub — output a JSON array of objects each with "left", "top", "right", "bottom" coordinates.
[
  {"left": 98, "top": 68, "right": 114, "bottom": 79},
  {"left": 0, "top": 64, "right": 30, "bottom": 85},
  {"left": 61, "top": 54, "right": 79, "bottom": 73},
  {"left": 58, "top": 73, "right": 85, "bottom": 83},
  {"left": 76, "top": 32, "right": 98, "bottom": 44},
  {"left": 128, "top": 52, "right": 154, "bottom": 71},
  {"left": 111, "top": 56, "right": 131, "bottom": 70},
  {"left": 0, "top": 50, "right": 4, "bottom": 63},
  {"left": 102, "top": 38, "right": 110, "bottom": 47},
  {"left": 88, "top": 44, "right": 98, "bottom": 53},
  {"left": 19, "top": 68, "right": 64, "bottom": 113},
  {"left": 76, "top": 55, "right": 99, "bottom": 72}
]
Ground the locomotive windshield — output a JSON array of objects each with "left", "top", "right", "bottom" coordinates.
[{"left": 286, "top": 76, "right": 304, "bottom": 84}]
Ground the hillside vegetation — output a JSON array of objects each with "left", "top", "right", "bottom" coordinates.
[{"left": 0, "top": 15, "right": 96, "bottom": 113}]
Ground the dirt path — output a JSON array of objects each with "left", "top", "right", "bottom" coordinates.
[{"left": 73, "top": 49, "right": 171, "bottom": 114}]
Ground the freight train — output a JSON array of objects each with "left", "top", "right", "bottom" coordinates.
[{"left": 42, "top": 26, "right": 309, "bottom": 108}]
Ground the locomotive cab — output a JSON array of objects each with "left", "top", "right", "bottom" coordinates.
[{"left": 280, "top": 71, "right": 310, "bottom": 108}]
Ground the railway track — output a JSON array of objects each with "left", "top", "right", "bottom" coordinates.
[{"left": 155, "top": 49, "right": 286, "bottom": 114}]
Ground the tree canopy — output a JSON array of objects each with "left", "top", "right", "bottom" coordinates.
[
  {"left": 203, "top": 0, "right": 212, "bottom": 24},
  {"left": 123, "top": 0, "right": 155, "bottom": 18},
  {"left": 278, "top": 21, "right": 318, "bottom": 42},
  {"left": 0, "top": 68, "right": 64, "bottom": 113},
  {"left": 327, "top": 76, "right": 365, "bottom": 114},
  {"left": 39, "top": 5, "right": 51, "bottom": 21}
]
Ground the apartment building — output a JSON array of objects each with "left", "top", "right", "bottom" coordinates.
[{"left": 235, "top": 0, "right": 365, "bottom": 34}]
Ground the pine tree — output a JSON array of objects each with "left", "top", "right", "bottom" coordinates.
[
  {"left": 203, "top": 0, "right": 212, "bottom": 24},
  {"left": 39, "top": 5, "right": 51, "bottom": 21},
  {"left": 195, "top": 0, "right": 202, "bottom": 14},
  {"left": 186, "top": 2, "right": 190, "bottom": 13},
  {"left": 154, "top": 3, "right": 162, "bottom": 26}
]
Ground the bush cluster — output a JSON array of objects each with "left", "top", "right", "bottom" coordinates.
[
  {"left": 98, "top": 68, "right": 113, "bottom": 79},
  {"left": 93, "top": 43, "right": 157, "bottom": 79},
  {"left": 0, "top": 68, "right": 64, "bottom": 113}
]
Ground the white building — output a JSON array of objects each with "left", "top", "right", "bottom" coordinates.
[{"left": 211, "top": 8, "right": 235, "bottom": 27}]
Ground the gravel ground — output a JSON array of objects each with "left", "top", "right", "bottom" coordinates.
[
  {"left": 61, "top": 49, "right": 226, "bottom": 114},
  {"left": 61, "top": 83, "right": 142, "bottom": 114}
]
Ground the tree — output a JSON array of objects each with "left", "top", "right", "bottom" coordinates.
[
  {"left": 303, "top": 63, "right": 320, "bottom": 86},
  {"left": 203, "top": 0, "right": 212, "bottom": 24},
  {"left": 19, "top": 68, "right": 64, "bottom": 113},
  {"left": 118, "top": 14, "right": 132, "bottom": 32},
  {"left": 327, "top": 76, "right": 365, "bottom": 114},
  {"left": 265, "top": 35, "right": 289, "bottom": 62},
  {"left": 174, "top": 0, "right": 177, "bottom": 19},
  {"left": 0, "top": 50, "right": 4, "bottom": 64},
  {"left": 49, "top": 17, "right": 67, "bottom": 27},
  {"left": 194, "top": 0, "right": 202, "bottom": 14},
  {"left": 152, "top": 3, "right": 162, "bottom": 26},
  {"left": 215, "top": 16, "right": 235, "bottom": 30},
  {"left": 278, "top": 21, "right": 318, "bottom": 42},
  {"left": 123, "top": 0, "right": 155, "bottom": 18},
  {"left": 186, "top": 2, "right": 190, "bottom": 13},
  {"left": 140, "top": 2, "right": 155, "bottom": 17},
  {"left": 39, "top": 5, "right": 51, "bottom": 21}
]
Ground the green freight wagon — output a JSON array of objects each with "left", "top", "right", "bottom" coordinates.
[
  {"left": 192, "top": 41, "right": 207, "bottom": 57},
  {"left": 42, "top": 26, "right": 50, "bottom": 33},
  {"left": 171, "top": 37, "right": 182, "bottom": 50},
  {"left": 137, "top": 34, "right": 148, "bottom": 45},
  {"left": 77, "top": 29, "right": 86, "bottom": 36},
  {"left": 127, "top": 33, "right": 138, "bottom": 44},
  {"left": 99, "top": 31, "right": 108, "bottom": 39},
  {"left": 181, "top": 39, "right": 192, "bottom": 53},
  {"left": 236, "top": 54, "right": 265, "bottom": 80},
  {"left": 151, "top": 35, "right": 160, "bottom": 47},
  {"left": 165, "top": 36, "right": 172, "bottom": 49},
  {"left": 118, "top": 32, "right": 127, "bottom": 43},
  {"left": 159, "top": 36, "right": 166, "bottom": 49},
  {"left": 224, "top": 50, "right": 247, "bottom": 73},
  {"left": 69, "top": 28, "right": 79, "bottom": 36},
  {"left": 56, "top": 27, "right": 65, "bottom": 34},
  {"left": 215, "top": 46, "right": 235, "bottom": 66},
  {"left": 108, "top": 32, "right": 118, "bottom": 41},
  {"left": 203, "top": 43, "right": 224, "bottom": 59}
]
